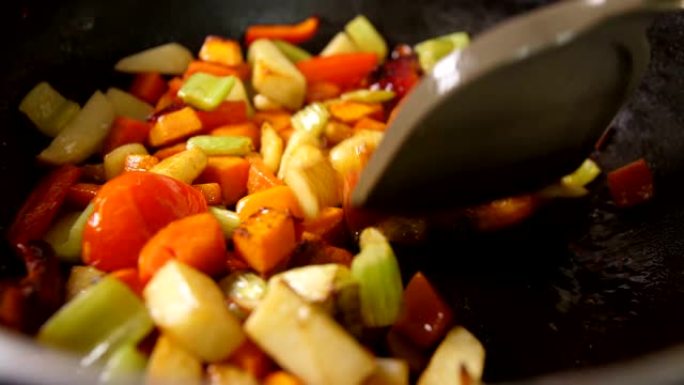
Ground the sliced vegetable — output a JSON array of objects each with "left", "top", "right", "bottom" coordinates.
[
  {"left": 146, "top": 334, "right": 203, "bottom": 385},
  {"left": 129, "top": 72, "right": 167, "bottom": 105},
  {"left": 197, "top": 156, "right": 251, "bottom": 205},
  {"left": 324, "top": 120, "right": 353, "bottom": 145},
  {"left": 248, "top": 39, "right": 306, "bottom": 110},
  {"left": 43, "top": 203, "right": 94, "bottom": 263},
  {"left": 320, "top": 32, "right": 359, "bottom": 57},
  {"left": 467, "top": 195, "right": 537, "bottom": 232},
  {"left": 236, "top": 185, "right": 304, "bottom": 220},
  {"left": 607, "top": 158, "right": 654, "bottom": 207},
  {"left": 115, "top": 42, "right": 193, "bottom": 75},
  {"left": 102, "top": 116, "right": 151, "bottom": 155},
  {"left": 328, "top": 100, "right": 383, "bottom": 123},
  {"left": 153, "top": 142, "right": 187, "bottom": 160},
  {"left": 254, "top": 93, "right": 284, "bottom": 111},
  {"left": 187, "top": 135, "right": 254, "bottom": 156},
  {"left": 226, "top": 78, "right": 254, "bottom": 116},
  {"left": 296, "top": 53, "right": 378, "bottom": 88},
  {"left": 263, "top": 371, "right": 304, "bottom": 385},
  {"left": 149, "top": 147, "right": 208, "bottom": 184},
  {"left": 193, "top": 183, "right": 223, "bottom": 205},
  {"left": 184, "top": 60, "right": 250, "bottom": 81},
  {"left": 417, "top": 327, "right": 485, "bottom": 385},
  {"left": 374, "top": 51, "right": 421, "bottom": 98},
  {"left": 105, "top": 87, "right": 154, "bottom": 121},
  {"left": 99, "top": 344, "right": 147, "bottom": 385},
  {"left": 245, "top": 17, "right": 319, "bottom": 45},
  {"left": 110, "top": 268, "right": 143, "bottom": 296},
  {"left": 366, "top": 358, "right": 410, "bottom": 385},
  {"left": 354, "top": 117, "right": 386, "bottom": 132},
  {"left": 341, "top": 89, "right": 395, "bottom": 103},
  {"left": 260, "top": 123, "right": 284, "bottom": 172},
  {"left": 345, "top": 15, "right": 388, "bottom": 62},
  {"left": 562, "top": 158, "right": 601, "bottom": 188},
  {"left": 212, "top": 122, "right": 260, "bottom": 149},
  {"left": 351, "top": 227, "right": 403, "bottom": 327},
  {"left": 227, "top": 339, "right": 274, "bottom": 380},
  {"left": 19, "top": 82, "right": 80, "bottom": 137},
  {"left": 39, "top": 91, "right": 115, "bottom": 165},
  {"left": 66, "top": 183, "right": 100, "bottom": 208},
  {"left": 247, "top": 155, "right": 283, "bottom": 194},
  {"left": 208, "top": 206, "right": 241, "bottom": 238},
  {"left": 123, "top": 154, "right": 160, "bottom": 173},
  {"left": 245, "top": 280, "right": 376, "bottom": 385},
  {"left": 306, "top": 81, "right": 342, "bottom": 103},
  {"left": 273, "top": 39, "right": 313, "bottom": 63},
  {"left": 284, "top": 144, "right": 341, "bottom": 219},
  {"left": 65, "top": 265, "right": 105, "bottom": 302},
  {"left": 301, "top": 206, "right": 345, "bottom": 241},
  {"left": 196, "top": 100, "right": 249, "bottom": 129},
  {"left": 233, "top": 208, "right": 297, "bottom": 274},
  {"left": 291, "top": 102, "right": 329, "bottom": 137},
  {"left": 149, "top": 106, "right": 203, "bottom": 147},
  {"left": 253, "top": 111, "right": 293, "bottom": 132},
  {"left": 277, "top": 130, "right": 322, "bottom": 179},
  {"left": 179, "top": 73, "right": 236, "bottom": 111},
  {"left": 144, "top": 261, "right": 245, "bottom": 362},
  {"left": 207, "top": 364, "right": 260, "bottom": 385},
  {"left": 414, "top": 32, "right": 470, "bottom": 72},
  {"left": 37, "top": 276, "right": 154, "bottom": 366},
  {"left": 200, "top": 36, "right": 244, "bottom": 66},
  {"left": 104, "top": 143, "right": 148, "bottom": 180},
  {"left": 219, "top": 271, "right": 267, "bottom": 315}
]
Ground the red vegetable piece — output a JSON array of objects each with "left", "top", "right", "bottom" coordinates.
[
  {"left": 373, "top": 48, "right": 421, "bottom": 100},
  {"left": 196, "top": 101, "right": 249, "bottom": 130},
  {"left": 607, "top": 158, "right": 654, "bottom": 207},
  {"left": 297, "top": 53, "right": 378, "bottom": 88},
  {"left": 130, "top": 72, "right": 168, "bottom": 105},
  {"left": 102, "top": 116, "right": 152, "bottom": 155},
  {"left": 245, "top": 16, "right": 319, "bottom": 45},
  {"left": 66, "top": 183, "right": 101, "bottom": 209}
]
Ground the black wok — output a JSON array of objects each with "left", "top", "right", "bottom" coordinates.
[{"left": 1, "top": 0, "right": 684, "bottom": 384}]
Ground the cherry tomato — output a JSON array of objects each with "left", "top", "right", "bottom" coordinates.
[{"left": 82, "top": 172, "right": 207, "bottom": 272}]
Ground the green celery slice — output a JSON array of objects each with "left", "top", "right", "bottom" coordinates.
[
  {"left": 414, "top": 32, "right": 470, "bottom": 73},
  {"left": 351, "top": 227, "right": 403, "bottom": 327},
  {"left": 273, "top": 39, "right": 313, "bottom": 63},
  {"left": 19, "top": 82, "right": 80, "bottom": 137},
  {"left": 38, "top": 276, "right": 154, "bottom": 366},
  {"left": 186, "top": 135, "right": 254, "bottom": 156},
  {"left": 291, "top": 102, "right": 329, "bottom": 137},
  {"left": 344, "top": 15, "right": 388, "bottom": 62},
  {"left": 179, "top": 73, "right": 236, "bottom": 111},
  {"left": 340, "top": 89, "right": 395, "bottom": 103},
  {"left": 208, "top": 206, "right": 240, "bottom": 238},
  {"left": 99, "top": 344, "right": 147, "bottom": 384},
  {"left": 43, "top": 203, "right": 95, "bottom": 263}
]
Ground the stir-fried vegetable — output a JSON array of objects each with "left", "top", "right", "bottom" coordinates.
[
  {"left": 344, "top": 15, "right": 388, "bottom": 62},
  {"left": 179, "top": 73, "right": 237, "bottom": 111},
  {"left": 414, "top": 32, "right": 470, "bottom": 72},
  {"left": 19, "top": 82, "right": 80, "bottom": 137},
  {"left": 115, "top": 42, "right": 194, "bottom": 75},
  {"left": 43, "top": 203, "right": 94, "bottom": 263}
]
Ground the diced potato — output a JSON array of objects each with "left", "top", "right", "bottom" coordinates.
[
  {"left": 207, "top": 364, "right": 260, "bottom": 385},
  {"left": 146, "top": 334, "right": 203, "bottom": 385},
  {"left": 329, "top": 130, "right": 383, "bottom": 176},
  {"left": 324, "top": 121, "right": 353, "bottom": 145},
  {"left": 115, "top": 43, "right": 194, "bottom": 75},
  {"left": 105, "top": 87, "right": 154, "bottom": 121},
  {"left": 144, "top": 261, "right": 245, "bottom": 363},
  {"left": 226, "top": 78, "right": 254, "bottom": 116},
  {"left": 149, "top": 148, "right": 208, "bottom": 184},
  {"left": 270, "top": 264, "right": 357, "bottom": 313},
  {"left": 260, "top": 123, "right": 284, "bottom": 173},
  {"left": 417, "top": 327, "right": 485, "bottom": 385},
  {"left": 65, "top": 266, "right": 105, "bottom": 302},
  {"left": 366, "top": 358, "right": 409, "bottom": 385},
  {"left": 248, "top": 39, "right": 306, "bottom": 110},
  {"left": 321, "top": 32, "right": 359, "bottom": 56},
  {"left": 19, "top": 82, "right": 80, "bottom": 137},
  {"left": 277, "top": 130, "right": 322, "bottom": 179},
  {"left": 284, "top": 144, "right": 341, "bottom": 219},
  {"left": 104, "top": 143, "right": 149, "bottom": 180},
  {"left": 245, "top": 281, "right": 376, "bottom": 385},
  {"left": 253, "top": 94, "right": 284, "bottom": 111}
]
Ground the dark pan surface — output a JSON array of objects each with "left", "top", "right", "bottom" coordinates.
[{"left": 1, "top": 0, "right": 684, "bottom": 383}]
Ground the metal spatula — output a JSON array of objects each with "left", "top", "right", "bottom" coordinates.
[{"left": 352, "top": 0, "right": 683, "bottom": 212}]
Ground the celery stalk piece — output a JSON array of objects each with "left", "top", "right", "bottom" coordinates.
[
  {"left": 115, "top": 42, "right": 193, "bottom": 75},
  {"left": 562, "top": 158, "right": 601, "bottom": 188},
  {"left": 37, "top": 276, "right": 154, "bottom": 366},
  {"left": 208, "top": 206, "right": 240, "bottom": 238},
  {"left": 179, "top": 73, "right": 236, "bottom": 111},
  {"left": 99, "top": 344, "right": 147, "bottom": 385},
  {"left": 187, "top": 135, "right": 254, "bottom": 156},
  {"left": 219, "top": 271, "right": 267, "bottom": 319},
  {"left": 321, "top": 32, "right": 359, "bottom": 57},
  {"left": 19, "top": 82, "right": 80, "bottom": 137},
  {"left": 226, "top": 78, "right": 254, "bottom": 116},
  {"left": 105, "top": 87, "right": 154, "bottom": 121},
  {"left": 351, "top": 227, "right": 403, "bottom": 327},
  {"left": 66, "top": 266, "right": 106, "bottom": 302},
  {"left": 291, "top": 102, "right": 330, "bottom": 137},
  {"left": 104, "top": 143, "right": 148, "bottom": 180},
  {"left": 248, "top": 39, "right": 306, "bottom": 110},
  {"left": 414, "top": 32, "right": 470, "bottom": 73},
  {"left": 44, "top": 203, "right": 95, "bottom": 263},
  {"left": 341, "top": 89, "right": 396, "bottom": 103},
  {"left": 38, "top": 90, "right": 115, "bottom": 165},
  {"left": 273, "top": 39, "right": 313, "bottom": 63},
  {"left": 345, "top": 15, "right": 388, "bottom": 62}
]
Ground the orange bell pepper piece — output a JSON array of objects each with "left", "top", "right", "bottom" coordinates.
[
  {"left": 607, "top": 158, "right": 654, "bottom": 208},
  {"left": 155, "top": 77, "right": 184, "bottom": 111},
  {"left": 123, "top": 154, "right": 160, "bottom": 172},
  {"left": 102, "top": 116, "right": 152, "bottom": 154},
  {"left": 153, "top": 143, "right": 187, "bottom": 160},
  {"left": 301, "top": 207, "right": 344, "bottom": 239},
  {"left": 236, "top": 185, "right": 304, "bottom": 220},
  {"left": 110, "top": 268, "right": 144, "bottom": 296},
  {"left": 192, "top": 183, "right": 223, "bottom": 205},
  {"left": 252, "top": 111, "right": 292, "bottom": 133},
  {"left": 199, "top": 36, "right": 244, "bottom": 66},
  {"left": 183, "top": 60, "right": 250, "bottom": 81},
  {"left": 149, "top": 107, "right": 203, "bottom": 147},
  {"left": 305, "top": 81, "right": 341, "bottom": 103},
  {"left": 66, "top": 183, "right": 101, "bottom": 209},
  {"left": 246, "top": 156, "right": 283, "bottom": 194},
  {"left": 233, "top": 208, "right": 296, "bottom": 274},
  {"left": 245, "top": 16, "right": 319, "bottom": 45},
  {"left": 138, "top": 212, "right": 227, "bottom": 283},
  {"left": 328, "top": 101, "right": 384, "bottom": 123},
  {"left": 296, "top": 53, "right": 378, "bottom": 88},
  {"left": 196, "top": 101, "right": 249, "bottom": 130},
  {"left": 129, "top": 72, "right": 167, "bottom": 105},
  {"left": 353, "top": 117, "right": 386, "bottom": 132},
  {"left": 211, "top": 122, "right": 260, "bottom": 149},
  {"left": 263, "top": 371, "right": 304, "bottom": 385},
  {"left": 197, "top": 156, "right": 250, "bottom": 206}
]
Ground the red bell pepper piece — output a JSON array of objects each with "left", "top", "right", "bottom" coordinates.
[
  {"left": 245, "top": 16, "right": 319, "bottom": 45},
  {"left": 8, "top": 165, "right": 82, "bottom": 249},
  {"left": 102, "top": 116, "right": 152, "bottom": 154},
  {"left": 373, "top": 48, "right": 421, "bottom": 100},
  {"left": 196, "top": 101, "right": 249, "bottom": 130},
  {"left": 129, "top": 72, "right": 168, "bottom": 105},
  {"left": 608, "top": 158, "right": 654, "bottom": 207},
  {"left": 66, "top": 183, "right": 101, "bottom": 209},
  {"left": 296, "top": 53, "right": 378, "bottom": 88}
]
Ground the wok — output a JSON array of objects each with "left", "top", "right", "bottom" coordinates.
[{"left": 1, "top": 0, "right": 684, "bottom": 384}]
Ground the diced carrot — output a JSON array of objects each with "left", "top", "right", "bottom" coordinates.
[
  {"left": 467, "top": 195, "right": 538, "bottom": 232},
  {"left": 279, "top": 128, "right": 295, "bottom": 142},
  {"left": 353, "top": 117, "right": 386, "bottom": 132},
  {"left": 236, "top": 185, "right": 304, "bottom": 220},
  {"left": 123, "top": 154, "right": 160, "bottom": 172},
  {"left": 211, "top": 122, "right": 260, "bottom": 149},
  {"left": 245, "top": 16, "right": 319, "bottom": 45},
  {"left": 138, "top": 213, "right": 227, "bottom": 283},
  {"left": 184, "top": 60, "right": 250, "bottom": 81},
  {"left": 301, "top": 207, "right": 344, "bottom": 239},
  {"left": 328, "top": 101, "right": 384, "bottom": 123},
  {"left": 110, "top": 268, "right": 144, "bottom": 296},
  {"left": 197, "top": 156, "right": 250, "bottom": 206},
  {"left": 263, "top": 371, "right": 304, "bottom": 385},
  {"left": 391, "top": 272, "right": 453, "bottom": 349},
  {"left": 246, "top": 156, "right": 283, "bottom": 194},
  {"left": 153, "top": 143, "right": 187, "bottom": 160},
  {"left": 196, "top": 101, "right": 249, "bottom": 130},
  {"left": 129, "top": 72, "right": 167, "bottom": 105},
  {"left": 155, "top": 77, "right": 184, "bottom": 111},
  {"left": 297, "top": 53, "right": 378, "bottom": 88},
  {"left": 305, "top": 81, "right": 341, "bottom": 103},
  {"left": 199, "top": 36, "right": 244, "bottom": 66},
  {"left": 607, "top": 158, "right": 654, "bottom": 208},
  {"left": 193, "top": 183, "right": 223, "bottom": 205},
  {"left": 66, "top": 183, "right": 101, "bottom": 209},
  {"left": 227, "top": 339, "right": 274, "bottom": 379},
  {"left": 149, "top": 107, "right": 203, "bottom": 147},
  {"left": 252, "top": 111, "right": 292, "bottom": 133},
  {"left": 102, "top": 117, "right": 151, "bottom": 154},
  {"left": 233, "top": 208, "right": 297, "bottom": 274}
]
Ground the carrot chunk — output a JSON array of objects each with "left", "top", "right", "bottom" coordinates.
[{"left": 233, "top": 208, "right": 296, "bottom": 274}]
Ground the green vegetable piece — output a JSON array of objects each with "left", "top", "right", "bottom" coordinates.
[
  {"left": 19, "top": 82, "right": 80, "bottom": 137},
  {"left": 208, "top": 206, "right": 241, "bottom": 238},
  {"left": 340, "top": 89, "right": 396, "bottom": 103},
  {"left": 345, "top": 15, "right": 388, "bottom": 62},
  {"left": 38, "top": 276, "right": 154, "bottom": 366},
  {"left": 43, "top": 203, "right": 94, "bottom": 263},
  {"left": 273, "top": 39, "right": 313, "bottom": 63},
  {"left": 179, "top": 73, "right": 236, "bottom": 111},
  {"left": 99, "top": 344, "right": 147, "bottom": 384},
  {"left": 414, "top": 32, "right": 470, "bottom": 73},
  {"left": 351, "top": 227, "right": 403, "bottom": 327},
  {"left": 187, "top": 135, "right": 254, "bottom": 156},
  {"left": 291, "top": 102, "right": 329, "bottom": 137},
  {"left": 219, "top": 271, "right": 267, "bottom": 319},
  {"left": 562, "top": 158, "right": 601, "bottom": 188}
]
